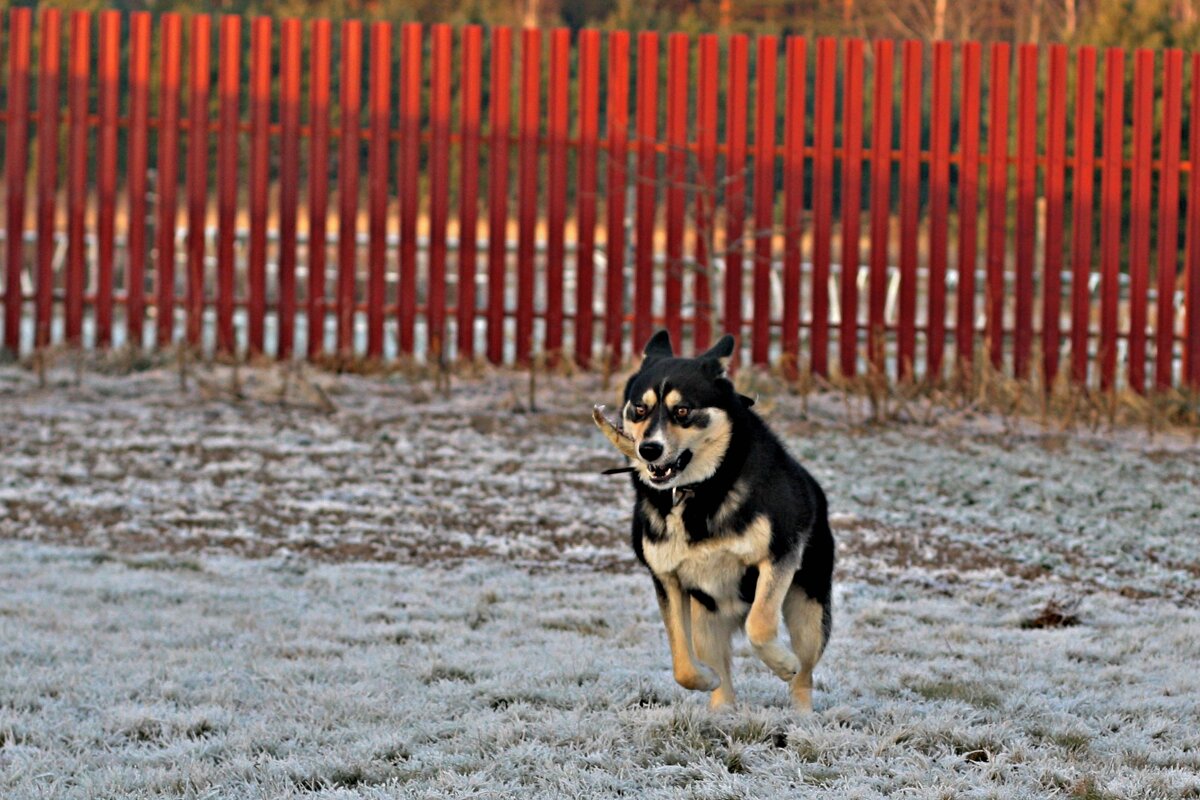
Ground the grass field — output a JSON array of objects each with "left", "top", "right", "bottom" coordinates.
[{"left": 1, "top": 363, "right": 1199, "bottom": 799}]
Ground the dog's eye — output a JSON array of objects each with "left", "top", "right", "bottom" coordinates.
[
  {"left": 632, "top": 403, "right": 647, "bottom": 419},
  {"left": 674, "top": 406, "right": 690, "bottom": 421}
]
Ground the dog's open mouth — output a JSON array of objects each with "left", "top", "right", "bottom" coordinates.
[{"left": 647, "top": 450, "right": 692, "bottom": 485}]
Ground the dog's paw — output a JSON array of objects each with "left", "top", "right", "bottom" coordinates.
[
  {"left": 753, "top": 643, "right": 801, "bottom": 682},
  {"left": 674, "top": 663, "right": 721, "bottom": 692}
]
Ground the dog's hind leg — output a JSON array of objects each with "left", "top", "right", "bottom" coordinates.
[
  {"left": 783, "top": 587, "right": 829, "bottom": 712},
  {"left": 745, "top": 559, "right": 803, "bottom": 683},
  {"left": 655, "top": 575, "right": 721, "bottom": 693},
  {"left": 690, "top": 597, "right": 737, "bottom": 709}
]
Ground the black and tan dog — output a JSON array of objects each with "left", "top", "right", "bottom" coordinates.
[{"left": 594, "top": 330, "right": 834, "bottom": 711}]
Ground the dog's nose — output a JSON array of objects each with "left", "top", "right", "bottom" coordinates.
[{"left": 638, "top": 441, "right": 664, "bottom": 462}]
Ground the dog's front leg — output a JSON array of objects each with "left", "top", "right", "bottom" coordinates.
[
  {"left": 745, "top": 559, "right": 803, "bottom": 682},
  {"left": 655, "top": 573, "right": 720, "bottom": 692}
]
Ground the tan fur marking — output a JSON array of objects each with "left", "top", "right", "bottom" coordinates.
[
  {"left": 708, "top": 480, "right": 748, "bottom": 532},
  {"left": 783, "top": 590, "right": 826, "bottom": 712},
  {"left": 665, "top": 389, "right": 683, "bottom": 408},
  {"left": 745, "top": 554, "right": 803, "bottom": 682},
  {"left": 657, "top": 574, "right": 719, "bottom": 692},
  {"left": 641, "top": 388, "right": 658, "bottom": 408},
  {"left": 691, "top": 596, "right": 739, "bottom": 709},
  {"left": 640, "top": 499, "right": 665, "bottom": 537}
]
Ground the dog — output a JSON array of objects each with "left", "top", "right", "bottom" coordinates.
[{"left": 593, "top": 330, "right": 834, "bottom": 711}]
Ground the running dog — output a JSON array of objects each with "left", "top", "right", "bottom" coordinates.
[{"left": 593, "top": 330, "right": 834, "bottom": 711}]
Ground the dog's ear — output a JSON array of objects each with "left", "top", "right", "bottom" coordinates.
[
  {"left": 738, "top": 393, "right": 756, "bottom": 408},
  {"left": 698, "top": 334, "right": 735, "bottom": 375},
  {"left": 642, "top": 329, "right": 674, "bottom": 361}
]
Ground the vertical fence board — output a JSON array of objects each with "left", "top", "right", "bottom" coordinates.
[
  {"left": 1190, "top": 54, "right": 1200, "bottom": 388},
  {"left": 927, "top": 40, "right": 951, "bottom": 382},
  {"left": 247, "top": 17, "right": 271, "bottom": 356},
  {"left": 1099, "top": 48, "right": 1125, "bottom": 391},
  {"left": 1069, "top": 47, "right": 1097, "bottom": 385},
  {"left": 868, "top": 39, "right": 893, "bottom": 371},
  {"left": 751, "top": 36, "right": 777, "bottom": 366},
  {"left": 486, "top": 27, "right": 512, "bottom": 365},
  {"left": 429, "top": 24, "right": 452, "bottom": 362},
  {"left": 781, "top": 36, "right": 806, "bottom": 377},
  {"left": 1155, "top": 50, "right": 1182, "bottom": 391},
  {"left": 693, "top": 34, "right": 718, "bottom": 353},
  {"left": 573, "top": 29, "right": 599, "bottom": 367},
  {"left": 367, "top": 21, "right": 392, "bottom": 360},
  {"left": 307, "top": 20, "right": 331, "bottom": 359},
  {"left": 812, "top": 37, "right": 836, "bottom": 377},
  {"left": 336, "top": 20, "right": 361, "bottom": 357},
  {"left": 276, "top": 18, "right": 301, "bottom": 359},
  {"left": 96, "top": 11, "right": 119, "bottom": 348},
  {"left": 956, "top": 42, "right": 981, "bottom": 374},
  {"left": 516, "top": 28, "right": 541, "bottom": 365},
  {"left": 633, "top": 32, "right": 658, "bottom": 351},
  {"left": 185, "top": 15, "right": 210, "bottom": 348},
  {"left": 34, "top": 9, "right": 61, "bottom": 349},
  {"left": 1013, "top": 44, "right": 1037, "bottom": 379},
  {"left": 545, "top": 28, "right": 570, "bottom": 362},
  {"left": 127, "top": 13, "right": 151, "bottom": 347},
  {"left": 1042, "top": 44, "right": 1067, "bottom": 387},
  {"left": 216, "top": 15, "right": 240, "bottom": 355},
  {"left": 457, "top": 25, "right": 483, "bottom": 362},
  {"left": 725, "top": 35, "right": 748, "bottom": 361},
  {"left": 897, "top": 39, "right": 921, "bottom": 381},
  {"left": 984, "top": 43, "right": 1010, "bottom": 371},
  {"left": 604, "top": 30, "right": 628, "bottom": 364},
  {"left": 1127, "top": 49, "right": 1154, "bottom": 393},
  {"left": 840, "top": 39, "right": 864, "bottom": 378},
  {"left": 663, "top": 33, "right": 688, "bottom": 348},
  {"left": 157, "top": 14, "right": 182, "bottom": 350},
  {"left": 3, "top": 8, "right": 31, "bottom": 354},
  {"left": 399, "top": 23, "right": 422, "bottom": 357},
  {"left": 65, "top": 11, "right": 89, "bottom": 346}
]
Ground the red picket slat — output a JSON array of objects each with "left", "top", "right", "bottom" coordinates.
[
  {"left": 1155, "top": 51, "right": 1183, "bottom": 391},
  {"left": 65, "top": 11, "right": 89, "bottom": 347},
  {"left": 724, "top": 35, "right": 748, "bottom": 361},
  {"left": 1189, "top": 54, "right": 1200, "bottom": 389},
  {"left": 633, "top": 31, "right": 658, "bottom": 352},
  {"left": 751, "top": 36, "right": 777, "bottom": 366},
  {"left": 897, "top": 39, "right": 922, "bottom": 381},
  {"left": 157, "top": 14, "right": 182, "bottom": 350},
  {"left": 604, "top": 30, "right": 629, "bottom": 365},
  {"left": 276, "top": 18, "right": 301, "bottom": 360},
  {"left": 1069, "top": 47, "right": 1097, "bottom": 385},
  {"left": 781, "top": 36, "right": 806, "bottom": 377},
  {"left": 1013, "top": 44, "right": 1037, "bottom": 380},
  {"left": 457, "top": 25, "right": 483, "bottom": 362},
  {"left": 545, "top": 28, "right": 570, "bottom": 363},
  {"left": 663, "top": 33, "right": 688, "bottom": 348},
  {"left": 867, "top": 39, "right": 893, "bottom": 372},
  {"left": 127, "top": 13, "right": 151, "bottom": 348},
  {"left": 367, "top": 21, "right": 393, "bottom": 360},
  {"left": 1042, "top": 44, "right": 1068, "bottom": 387},
  {"left": 516, "top": 27, "right": 541, "bottom": 365},
  {"left": 429, "top": 24, "right": 453, "bottom": 362},
  {"left": 927, "top": 40, "right": 952, "bottom": 382},
  {"left": 3, "top": 8, "right": 31, "bottom": 354},
  {"left": 216, "top": 15, "right": 240, "bottom": 355},
  {"left": 185, "top": 15, "right": 210, "bottom": 349},
  {"left": 96, "top": 11, "right": 120, "bottom": 348},
  {"left": 486, "top": 27, "right": 512, "bottom": 365},
  {"left": 1127, "top": 49, "right": 1154, "bottom": 394},
  {"left": 806, "top": 35, "right": 835, "bottom": 374},
  {"left": 1098, "top": 48, "right": 1125, "bottom": 391},
  {"left": 336, "top": 20, "right": 361, "bottom": 357},
  {"left": 840, "top": 38, "right": 864, "bottom": 379},
  {"left": 307, "top": 20, "right": 331, "bottom": 359},
  {"left": 956, "top": 42, "right": 982, "bottom": 374},
  {"left": 693, "top": 34, "right": 718, "bottom": 353},
  {"left": 574, "top": 29, "right": 600, "bottom": 367},
  {"left": 34, "top": 8, "right": 60, "bottom": 349},
  {"left": 247, "top": 17, "right": 272, "bottom": 356},
  {"left": 399, "top": 22, "right": 422, "bottom": 357},
  {"left": 984, "top": 43, "right": 1010, "bottom": 371}
]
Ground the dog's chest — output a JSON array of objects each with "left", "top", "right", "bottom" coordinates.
[{"left": 641, "top": 497, "right": 770, "bottom": 603}]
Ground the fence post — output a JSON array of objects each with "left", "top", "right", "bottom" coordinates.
[
  {"left": 984, "top": 42, "right": 1011, "bottom": 372},
  {"left": 247, "top": 17, "right": 272, "bottom": 357},
  {"left": 65, "top": 11, "right": 90, "bottom": 347},
  {"left": 366, "top": 21, "right": 392, "bottom": 360},
  {"left": 1098, "top": 47, "right": 1125, "bottom": 392},
  {"left": 545, "top": 27, "right": 571, "bottom": 365},
  {"left": 429, "top": 24, "right": 453, "bottom": 364},
  {"left": 868, "top": 39, "right": 894, "bottom": 373},
  {"left": 781, "top": 36, "right": 806, "bottom": 379},
  {"left": 97, "top": 11, "right": 120, "bottom": 349},
  {"left": 898, "top": 39, "right": 922, "bottom": 382},
  {"left": 516, "top": 27, "right": 542, "bottom": 366},
  {"left": 1155, "top": 50, "right": 1183, "bottom": 392},
  {"left": 724, "top": 35, "right": 748, "bottom": 363},
  {"left": 216, "top": 15, "right": 241, "bottom": 356},
  {"left": 457, "top": 25, "right": 484, "bottom": 364},
  {"left": 1042, "top": 44, "right": 1068, "bottom": 388},
  {"left": 158, "top": 14, "right": 183, "bottom": 351},
  {"left": 35, "top": 8, "right": 61, "bottom": 350},
  {"left": 276, "top": 18, "right": 301, "bottom": 360},
  {"left": 927, "top": 40, "right": 952, "bottom": 383},
  {"left": 336, "top": 20, "right": 362, "bottom": 358},
  {"left": 840, "top": 39, "right": 864, "bottom": 380},
  {"left": 604, "top": 30, "right": 629, "bottom": 365},
  {"left": 1014, "top": 43, "right": 1038, "bottom": 381},
  {"left": 633, "top": 31, "right": 658, "bottom": 353},
  {"left": 486, "top": 27, "right": 512, "bottom": 365},
  {"left": 399, "top": 22, "right": 422, "bottom": 359},
  {"left": 956, "top": 42, "right": 982, "bottom": 377},
  {"left": 573, "top": 29, "right": 600, "bottom": 368},
  {"left": 751, "top": 35, "right": 777, "bottom": 367},
  {"left": 3, "top": 8, "right": 31, "bottom": 355},
  {"left": 664, "top": 33, "right": 688, "bottom": 350},
  {"left": 692, "top": 34, "right": 718, "bottom": 353},
  {"left": 307, "top": 19, "right": 331, "bottom": 360},
  {"left": 1069, "top": 47, "right": 1097, "bottom": 386}
]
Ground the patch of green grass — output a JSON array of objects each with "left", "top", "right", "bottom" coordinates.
[
  {"left": 910, "top": 678, "right": 1003, "bottom": 709},
  {"left": 423, "top": 665, "right": 474, "bottom": 684}
]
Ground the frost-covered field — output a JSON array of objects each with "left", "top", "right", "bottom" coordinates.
[{"left": 2, "top": 364, "right": 1199, "bottom": 799}]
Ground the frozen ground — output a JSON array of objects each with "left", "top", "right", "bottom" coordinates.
[{"left": 1, "top": 363, "right": 1199, "bottom": 798}]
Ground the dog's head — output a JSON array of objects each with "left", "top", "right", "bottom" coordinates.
[{"left": 621, "top": 330, "right": 749, "bottom": 491}]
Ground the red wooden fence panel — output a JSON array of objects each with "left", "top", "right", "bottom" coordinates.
[
  {"left": 398, "top": 22, "right": 422, "bottom": 358},
  {"left": 157, "top": 13, "right": 183, "bottom": 350},
  {"left": 545, "top": 27, "right": 570, "bottom": 363},
  {"left": 781, "top": 36, "right": 806, "bottom": 378},
  {"left": 927, "top": 40, "right": 951, "bottom": 383},
  {"left": 516, "top": 27, "right": 541, "bottom": 365},
  {"left": 486, "top": 27, "right": 512, "bottom": 365},
  {"left": 693, "top": 34, "right": 718, "bottom": 353},
  {"left": 367, "top": 21, "right": 392, "bottom": 360},
  {"left": 604, "top": 30, "right": 629, "bottom": 366},
  {"left": 35, "top": 8, "right": 61, "bottom": 349},
  {"left": 573, "top": 28, "right": 599, "bottom": 367},
  {"left": 216, "top": 15, "right": 240, "bottom": 355},
  {"left": 429, "top": 24, "right": 453, "bottom": 362},
  {"left": 96, "top": 11, "right": 119, "bottom": 348},
  {"left": 1013, "top": 43, "right": 1037, "bottom": 380},
  {"left": 984, "top": 43, "right": 1010, "bottom": 371},
  {"left": 276, "top": 18, "right": 301, "bottom": 360},
  {"left": 633, "top": 31, "right": 658, "bottom": 352},
  {"left": 812, "top": 37, "right": 836, "bottom": 377},
  {"left": 186, "top": 15, "right": 210, "bottom": 349},
  {"left": 839, "top": 38, "right": 864, "bottom": 379},
  {"left": 956, "top": 42, "right": 982, "bottom": 375},
  {"left": 751, "top": 35, "right": 777, "bottom": 367},
  {"left": 1155, "top": 51, "right": 1183, "bottom": 391},
  {"left": 336, "top": 20, "right": 362, "bottom": 357},
  {"left": 1099, "top": 48, "right": 1125, "bottom": 392},
  {"left": 458, "top": 25, "right": 483, "bottom": 363},
  {"left": 65, "top": 11, "right": 88, "bottom": 347},
  {"left": 1128, "top": 49, "right": 1154, "bottom": 394},
  {"left": 127, "top": 12, "right": 151, "bottom": 347},
  {"left": 663, "top": 33, "right": 687, "bottom": 348},
  {"left": 3, "top": 8, "right": 31, "bottom": 354},
  {"left": 247, "top": 17, "right": 271, "bottom": 356},
  {"left": 1187, "top": 54, "right": 1200, "bottom": 389},
  {"left": 868, "top": 39, "right": 893, "bottom": 372},
  {"left": 898, "top": 39, "right": 921, "bottom": 382},
  {"left": 307, "top": 19, "right": 331, "bottom": 359},
  {"left": 1069, "top": 46, "right": 1097, "bottom": 386},
  {"left": 725, "top": 35, "right": 748, "bottom": 364},
  {"left": 1042, "top": 44, "right": 1067, "bottom": 387}
]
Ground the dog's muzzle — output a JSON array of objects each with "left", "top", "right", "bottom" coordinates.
[{"left": 646, "top": 450, "right": 692, "bottom": 485}]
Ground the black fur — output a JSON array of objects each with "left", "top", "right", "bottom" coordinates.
[{"left": 626, "top": 332, "right": 834, "bottom": 629}]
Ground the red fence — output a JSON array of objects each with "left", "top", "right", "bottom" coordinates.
[{"left": 2, "top": 8, "right": 1200, "bottom": 391}]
